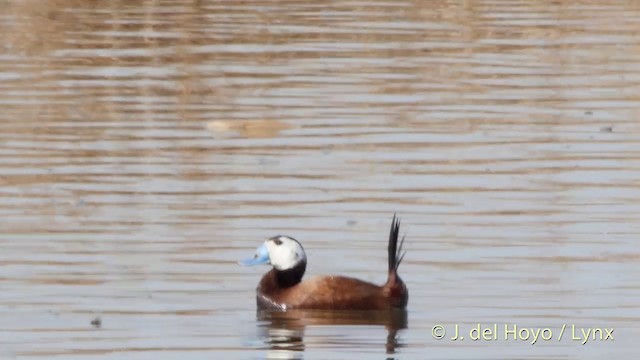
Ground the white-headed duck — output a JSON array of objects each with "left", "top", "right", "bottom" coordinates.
[{"left": 240, "top": 215, "right": 408, "bottom": 311}]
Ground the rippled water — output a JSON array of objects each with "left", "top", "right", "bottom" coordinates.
[{"left": 1, "top": 0, "right": 639, "bottom": 359}]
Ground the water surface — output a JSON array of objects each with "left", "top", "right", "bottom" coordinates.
[{"left": 1, "top": 0, "right": 639, "bottom": 359}]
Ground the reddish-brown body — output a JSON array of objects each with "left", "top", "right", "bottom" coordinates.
[{"left": 257, "top": 269, "right": 408, "bottom": 310}]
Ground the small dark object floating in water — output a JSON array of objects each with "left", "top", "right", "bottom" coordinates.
[{"left": 91, "top": 317, "right": 101, "bottom": 328}]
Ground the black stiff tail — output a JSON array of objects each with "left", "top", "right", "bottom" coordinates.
[{"left": 388, "top": 214, "right": 406, "bottom": 274}]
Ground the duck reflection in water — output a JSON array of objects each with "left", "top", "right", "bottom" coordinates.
[
  {"left": 240, "top": 215, "right": 409, "bottom": 357},
  {"left": 256, "top": 308, "right": 408, "bottom": 358}
]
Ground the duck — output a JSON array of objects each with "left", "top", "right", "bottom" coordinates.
[{"left": 239, "top": 215, "right": 408, "bottom": 311}]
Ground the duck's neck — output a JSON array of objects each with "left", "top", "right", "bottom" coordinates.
[{"left": 261, "top": 261, "right": 306, "bottom": 290}]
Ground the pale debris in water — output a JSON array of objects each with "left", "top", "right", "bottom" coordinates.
[{"left": 206, "top": 119, "right": 292, "bottom": 138}]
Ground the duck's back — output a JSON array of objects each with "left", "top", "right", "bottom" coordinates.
[{"left": 258, "top": 275, "right": 399, "bottom": 311}]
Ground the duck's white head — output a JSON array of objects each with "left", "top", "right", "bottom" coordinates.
[{"left": 239, "top": 235, "right": 307, "bottom": 271}]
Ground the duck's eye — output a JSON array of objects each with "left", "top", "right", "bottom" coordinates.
[{"left": 273, "top": 238, "right": 283, "bottom": 245}]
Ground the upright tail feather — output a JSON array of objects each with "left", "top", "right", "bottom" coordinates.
[
  {"left": 388, "top": 214, "right": 406, "bottom": 275},
  {"left": 385, "top": 214, "right": 408, "bottom": 307}
]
